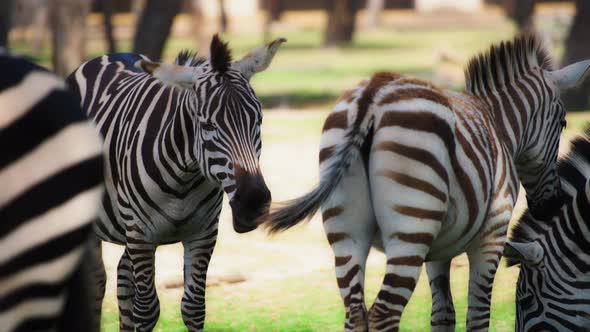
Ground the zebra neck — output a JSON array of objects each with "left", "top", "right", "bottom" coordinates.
[{"left": 477, "top": 84, "right": 534, "bottom": 158}]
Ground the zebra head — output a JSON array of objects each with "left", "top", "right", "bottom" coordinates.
[
  {"left": 504, "top": 223, "right": 590, "bottom": 331},
  {"left": 518, "top": 58, "right": 590, "bottom": 220},
  {"left": 137, "top": 35, "right": 286, "bottom": 233}
]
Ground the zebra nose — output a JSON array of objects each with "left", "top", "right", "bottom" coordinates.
[
  {"left": 235, "top": 172, "right": 271, "bottom": 211},
  {"left": 230, "top": 172, "right": 271, "bottom": 233}
]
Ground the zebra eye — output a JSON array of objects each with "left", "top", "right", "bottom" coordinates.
[
  {"left": 201, "top": 123, "right": 216, "bottom": 131},
  {"left": 561, "top": 119, "right": 567, "bottom": 128}
]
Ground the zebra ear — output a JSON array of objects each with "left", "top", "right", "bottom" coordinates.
[
  {"left": 546, "top": 59, "right": 590, "bottom": 91},
  {"left": 231, "top": 37, "right": 287, "bottom": 80},
  {"left": 503, "top": 241, "right": 544, "bottom": 265},
  {"left": 136, "top": 60, "right": 195, "bottom": 90}
]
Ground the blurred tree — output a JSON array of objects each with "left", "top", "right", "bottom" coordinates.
[
  {"left": 562, "top": 0, "right": 590, "bottom": 109},
  {"left": 262, "top": 0, "right": 282, "bottom": 42},
  {"left": 219, "top": 0, "right": 228, "bottom": 33},
  {"left": 191, "top": 0, "right": 209, "bottom": 55},
  {"left": 503, "top": 0, "right": 535, "bottom": 30},
  {"left": 324, "top": 0, "right": 360, "bottom": 46},
  {"left": 102, "top": 0, "right": 117, "bottom": 53},
  {"left": 48, "top": 0, "right": 89, "bottom": 77},
  {"left": 133, "top": 0, "right": 182, "bottom": 60},
  {"left": 365, "top": 0, "right": 384, "bottom": 30},
  {"left": 0, "top": 0, "right": 15, "bottom": 47}
]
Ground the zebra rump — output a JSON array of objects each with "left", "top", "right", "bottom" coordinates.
[{"left": 0, "top": 53, "right": 104, "bottom": 332}]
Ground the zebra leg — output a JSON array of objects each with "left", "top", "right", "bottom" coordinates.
[
  {"left": 465, "top": 251, "right": 500, "bottom": 331},
  {"left": 181, "top": 223, "right": 218, "bottom": 331},
  {"left": 465, "top": 202, "right": 510, "bottom": 332},
  {"left": 323, "top": 151, "right": 375, "bottom": 332},
  {"left": 127, "top": 242, "right": 159, "bottom": 332},
  {"left": 90, "top": 235, "right": 106, "bottom": 330},
  {"left": 426, "top": 260, "right": 455, "bottom": 332},
  {"left": 117, "top": 248, "right": 135, "bottom": 331}
]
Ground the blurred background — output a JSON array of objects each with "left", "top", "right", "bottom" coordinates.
[{"left": 2, "top": 0, "right": 589, "bottom": 331}]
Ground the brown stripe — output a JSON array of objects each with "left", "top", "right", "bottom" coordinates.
[
  {"left": 391, "top": 232, "right": 434, "bottom": 245},
  {"left": 377, "top": 112, "right": 455, "bottom": 156},
  {"left": 335, "top": 255, "right": 352, "bottom": 267},
  {"left": 327, "top": 232, "right": 350, "bottom": 245},
  {"left": 373, "top": 141, "right": 449, "bottom": 185},
  {"left": 455, "top": 124, "right": 491, "bottom": 202},
  {"left": 377, "top": 169, "right": 447, "bottom": 202},
  {"left": 355, "top": 72, "right": 402, "bottom": 129},
  {"left": 387, "top": 255, "right": 423, "bottom": 266},
  {"left": 393, "top": 205, "right": 445, "bottom": 221},
  {"left": 382, "top": 273, "right": 417, "bottom": 290},
  {"left": 322, "top": 111, "right": 348, "bottom": 132},
  {"left": 337, "top": 264, "right": 360, "bottom": 288},
  {"left": 376, "top": 289, "right": 409, "bottom": 307},
  {"left": 479, "top": 221, "right": 508, "bottom": 239},
  {"left": 322, "top": 206, "right": 344, "bottom": 223},
  {"left": 337, "top": 89, "right": 356, "bottom": 103},
  {"left": 379, "top": 87, "right": 451, "bottom": 108},
  {"left": 319, "top": 146, "right": 335, "bottom": 163}
]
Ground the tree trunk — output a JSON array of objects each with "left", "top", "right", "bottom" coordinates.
[
  {"left": 48, "top": 0, "right": 89, "bottom": 77},
  {"left": 365, "top": 0, "right": 384, "bottom": 30},
  {"left": 102, "top": 0, "right": 117, "bottom": 53},
  {"left": 562, "top": 0, "right": 590, "bottom": 110},
  {"left": 0, "top": 0, "right": 15, "bottom": 47},
  {"left": 503, "top": 0, "right": 535, "bottom": 30},
  {"left": 219, "top": 0, "right": 228, "bottom": 33},
  {"left": 191, "top": 0, "right": 209, "bottom": 56},
  {"left": 133, "top": 0, "right": 182, "bottom": 60},
  {"left": 324, "top": 0, "right": 358, "bottom": 47},
  {"left": 263, "top": 0, "right": 281, "bottom": 42}
]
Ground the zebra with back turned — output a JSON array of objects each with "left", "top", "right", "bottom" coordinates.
[
  {"left": 504, "top": 128, "right": 590, "bottom": 331},
  {"left": 67, "top": 35, "right": 284, "bottom": 331},
  {"left": 0, "top": 53, "right": 104, "bottom": 331},
  {"left": 263, "top": 34, "right": 590, "bottom": 331}
]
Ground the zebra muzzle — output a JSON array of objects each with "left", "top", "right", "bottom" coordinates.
[{"left": 229, "top": 172, "right": 271, "bottom": 233}]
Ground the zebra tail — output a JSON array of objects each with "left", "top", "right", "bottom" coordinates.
[{"left": 264, "top": 117, "right": 373, "bottom": 234}]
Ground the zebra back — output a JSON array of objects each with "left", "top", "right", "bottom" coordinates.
[{"left": 0, "top": 54, "right": 104, "bottom": 331}]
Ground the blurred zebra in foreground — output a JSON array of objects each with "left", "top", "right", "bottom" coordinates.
[
  {"left": 505, "top": 129, "right": 590, "bottom": 332},
  {"left": 0, "top": 53, "right": 104, "bottom": 331},
  {"left": 67, "top": 36, "right": 285, "bottom": 331},
  {"left": 263, "top": 33, "right": 590, "bottom": 332}
]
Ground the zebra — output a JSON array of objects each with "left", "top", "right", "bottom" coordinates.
[
  {"left": 0, "top": 53, "right": 104, "bottom": 331},
  {"left": 504, "top": 128, "right": 590, "bottom": 331},
  {"left": 66, "top": 35, "right": 285, "bottom": 331},
  {"left": 263, "top": 33, "right": 590, "bottom": 331}
]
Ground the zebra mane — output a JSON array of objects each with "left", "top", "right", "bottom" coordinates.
[
  {"left": 465, "top": 33, "right": 553, "bottom": 94},
  {"left": 174, "top": 50, "right": 206, "bottom": 67},
  {"left": 509, "top": 126, "right": 590, "bottom": 248}
]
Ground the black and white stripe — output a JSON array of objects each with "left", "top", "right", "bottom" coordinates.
[
  {"left": 263, "top": 33, "right": 590, "bottom": 331},
  {"left": 67, "top": 35, "right": 284, "bottom": 331},
  {"left": 0, "top": 53, "right": 104, "bottom": 332},
  {"left": 505, "top": 128, "right": 590, "bottom": 332}
]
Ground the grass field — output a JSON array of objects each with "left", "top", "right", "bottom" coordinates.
[{"left": 12, "top": 8, "right": 587, "bottom": 332}]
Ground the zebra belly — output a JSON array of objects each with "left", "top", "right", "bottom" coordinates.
[{"left": 94, "top": 186, "right": 223, "bottom": 245}]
